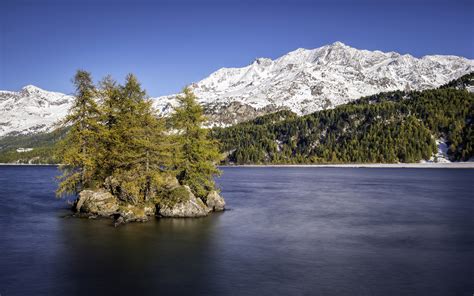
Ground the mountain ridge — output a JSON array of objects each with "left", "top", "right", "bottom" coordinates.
[
  {"left": 154, "top": 41, "right": 474, "bottom": 124},
  {"left": 1, "top": 42, "right": 473, "bottom": 137}
]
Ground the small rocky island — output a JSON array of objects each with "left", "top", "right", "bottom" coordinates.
[
  {"left": 74, "top": 177, "right": 225, "bottom": 226},
  {"left": 56, "top": 71, "right": 225, "bottom": 225}
]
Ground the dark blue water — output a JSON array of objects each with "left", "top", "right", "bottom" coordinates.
[{"left": 0, "top": 166, "right": 473, "bottom": 296}]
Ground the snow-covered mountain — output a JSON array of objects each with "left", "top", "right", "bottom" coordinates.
[
  {"left": 1, "top": 42, "right": 473, "bottom": 137},
  {"left": 0, "top": 85, "right": 74, "bottom": 137},
  {"left": 154, "top": 42, "right": 474, "bottom": 126}
]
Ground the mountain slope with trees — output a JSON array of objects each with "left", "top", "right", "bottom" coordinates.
[
  {"left": 0, "top": 128, "right": 68, "bottom": 164},
  {"left": 212, "top": 73, "right": 474, "bottom": 164}
]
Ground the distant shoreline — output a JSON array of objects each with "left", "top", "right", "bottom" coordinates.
[
  {"left": 220, "top": 163, "right": 474, "bottom": 169},
  {"left": 1, "top": 163, "right": 474, "bottom": 169}
]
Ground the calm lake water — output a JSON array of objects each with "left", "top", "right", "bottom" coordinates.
[{"left": 0, "top": 166, "right": 473, "bottom": 296}]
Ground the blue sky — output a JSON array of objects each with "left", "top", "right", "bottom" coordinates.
[{"left": 1, "top": 0, "right": 473, "bottom": 96}]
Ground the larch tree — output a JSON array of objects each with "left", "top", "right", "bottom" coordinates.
[
  {"left": 56, "top": 70, "right": 103, "bottom": 196},
  {"left": 96, "top": 75, "right": 121, "bottom": 180},
  {"left": 105, "top": 74, "right": 170, "bottom": 203},
  {"left": 170, "top": 87, "right": 222, "bottom": 199}
]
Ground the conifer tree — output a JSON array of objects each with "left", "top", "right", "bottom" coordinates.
[
  {"left": 56, "top": 70, "right": 103, "bottom": 196},
  {"left": 171, "top": 87, "right": 222, "bottom": 198},
  {"left": 96, "top": 75, "right": 121, "bottom": 180},
  {"left": 104, "top": 74, "right": 170, "bottom": 203}
]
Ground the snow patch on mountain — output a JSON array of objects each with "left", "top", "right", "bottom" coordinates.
[{"left": 423, "top": 138, "right": 452, "bottom": 163}]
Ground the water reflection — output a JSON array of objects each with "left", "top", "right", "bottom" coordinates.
[{"left": 50, "top": 215, "right": 221, "bottom": 295}]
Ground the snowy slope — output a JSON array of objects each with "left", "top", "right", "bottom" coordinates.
[
  {"left": 1, "top": 42, "right": 473, "bottom": 136},
  {"left": 0, "top": 85, "right": 73, "bottom": 137},
  {"left": 153, "top": 42, "right": 474, "bottom": 125}
]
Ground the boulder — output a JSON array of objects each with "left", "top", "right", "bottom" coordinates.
[
  {"left": 158, "top": 186, "right": 209, "bottom": 218},
  {"left": 113, "top": 205, "right": 154, "bottom": 227},
  {"left": 205, "top": 191, "right": 226, "bottom": 212},
  {"left": 75, "top": 189, "right": 119, "bottom": 217},
  {"left": 120, "top": 205, "right": 148, "bottom": 222}
]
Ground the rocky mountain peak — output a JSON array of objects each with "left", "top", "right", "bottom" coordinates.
[
  {"left": 330, "top": 41, "right": 346, "bottom": 47},
  {"left": 21, "top": 85, "right": 44, "bottom": 94}
]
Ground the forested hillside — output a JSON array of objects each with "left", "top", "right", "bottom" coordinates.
[
  {"left": 0, "top": 128, "right": 67, "bottom": 164},
  {"left": 212, "top": 87, "right": 473, "bottom": 164},
  {"left": 439, "top": 72, "right": 474, "bottom": 90}
]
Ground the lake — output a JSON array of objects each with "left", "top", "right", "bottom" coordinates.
[{"left": 0, "top": 166, "right": 473, "bottom": 295}]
